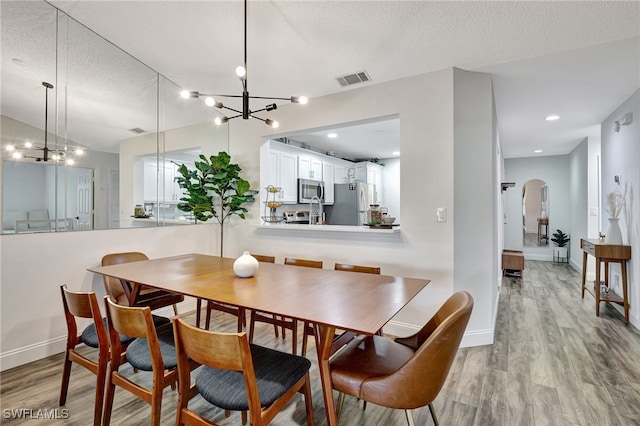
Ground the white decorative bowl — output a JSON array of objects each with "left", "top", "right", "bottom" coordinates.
[{"left": 382, "top": 216, "right": 396, "bottom": 224}]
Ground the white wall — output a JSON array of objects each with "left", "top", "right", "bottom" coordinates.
[
  {"left": 568, "top": 138, "right": 590, "bottom": 271},
  {"left": 453, "top": 68, "right": 499, "bottom": 341},
  {"left": 600, "top": 89, "right": 639, "bottom": 327},
  {"left": 0, "top": 225, "right": 214, "bottom": 370},
  {"left": 504, "top": 156, "right": 571, "bottom": 261},
  {"left": 233, "top": 67, "right": 498, "bottom": 347}
]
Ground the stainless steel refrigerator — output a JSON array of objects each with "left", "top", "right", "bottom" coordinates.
[{"left": 326, "top": 183, "right": 375, "bottom": 226}]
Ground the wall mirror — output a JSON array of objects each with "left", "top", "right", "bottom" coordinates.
[
  {"left": 259, "top": 115, "right": 401, "bottom": 226},
  {"left": 522, "top": 179, "right": 548, "bottom": 247},
  {"left": 1, "top": 1, "right": 227, "bottom": 234}
]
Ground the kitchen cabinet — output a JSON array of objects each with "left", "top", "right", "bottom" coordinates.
[
  {"left": 267, "top": 149, "right": 298, "bottom": 203},
  {"left": 144, "top": 159, "right": 190, "bottom": 203},
  {"left": 299, "top": 154, "right": 322, "bottom": 180},
  {"left": 354, "top": 162, "right": 383, "bottom": 204},
  {"left": 322, "top": 162, "right": 335, "bottom": 205},
  {"left": 334, "top": 164, "right": 348, "bottom": 184}
]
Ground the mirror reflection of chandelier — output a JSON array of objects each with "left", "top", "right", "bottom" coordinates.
[
  {"left": 180, "top": 0, "right": 307, "bottom": 128},
  {"left": 4, "top": 81, "right": 85, "bottom": 165}
]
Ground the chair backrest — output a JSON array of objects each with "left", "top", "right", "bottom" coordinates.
[
  {"left": 361, "top": 291, "right": 473, "bottom": 409},
  {"left": 252, "top": 254, "right": 275, "bottom": 263},
  {"left": 101, "top": 252, "right": 149, "bottom": 301},
  {"left": 284, "top": 257, "right": 323, "bottom": 269},
  {"left": 60, "top": 285, "right": 106, "bottom": 349},
  {"left": 104, "top": 296, "right": 165, "bottom": 372},
  {"left": 334, "top": 263, "right": 381, "bottom": 275},
  {"left": 173, "top": 318, "right": 261, "bottom": 410}
]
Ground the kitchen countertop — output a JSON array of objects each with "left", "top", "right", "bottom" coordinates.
[{"left": 257, "top": 223, "right": 400, "bottom": 234}]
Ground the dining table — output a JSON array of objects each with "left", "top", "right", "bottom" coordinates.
[{"left": 88, "top": 253, "right": 430, "bottom": 425}]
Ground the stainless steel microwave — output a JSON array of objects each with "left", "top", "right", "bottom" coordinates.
[{"left": 298, "top": 178, "right": 325, "bottom": 203}]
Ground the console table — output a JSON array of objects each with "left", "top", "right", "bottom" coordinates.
[
  {"left": 580, "top": 239, "right": 631, "bottom": 322},
  {"left": 538, "top": 218, "right": 549, "bottom": 245}
]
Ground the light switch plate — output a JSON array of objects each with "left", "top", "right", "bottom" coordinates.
[
  {"left": 437, "top": 207, "right": 447, "bottom": 223},
  {"left": 590, "top": 208, "right": 598, "bottom": 216}
]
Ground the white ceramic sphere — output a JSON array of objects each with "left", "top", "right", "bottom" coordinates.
[{"left": 233, "top": 251, "right": 259, "bottom": 277}]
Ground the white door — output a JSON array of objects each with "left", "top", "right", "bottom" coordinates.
[
  {"left": 76, "top": 170, "right": 93, "bottom": 230},
  {"left": 109, "top": 169, "right": 120, "bottom": 229}
]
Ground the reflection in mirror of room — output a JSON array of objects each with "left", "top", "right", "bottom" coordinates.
[{"left": 522, "top": 179, "right": 548, "bottom": 247}]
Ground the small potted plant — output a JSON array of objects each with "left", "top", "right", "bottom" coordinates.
[{"left": 551, "top": 229, "right": 570, "bottom": 262}]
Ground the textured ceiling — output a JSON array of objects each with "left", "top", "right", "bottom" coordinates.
[{"left": 3, "top": 1, "right": 639, "bottom": 159}]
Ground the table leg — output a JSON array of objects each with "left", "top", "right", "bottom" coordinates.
[
  {"left": 581, "top": 251, "right": 587, "bottom": 298},
  {"left": 195, "top": 299, "right": 202, "bottom": 328},
  {"left": 315, "top": 324, "right": 338, "bottom": 426},
  {"left": 595, "top": 258, "right": 601, "bottom": 316},
  {"left": 604, "top": 261, "right": 610, "bottom": 290},
  {"left": 621, "top": 260, "right": 629, "bottom": 323}
]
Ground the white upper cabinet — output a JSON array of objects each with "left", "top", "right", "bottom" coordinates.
[
  {"left": 354, "top": 162, "right": 384, "bottom": 204},
  {"left": 266, "top": 147, "right": 298, "bottom": 204},
  {"left": 299, "top": 154, "right": 322, "bottom": 180}
]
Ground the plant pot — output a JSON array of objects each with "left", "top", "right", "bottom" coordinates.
[{"left": 553, "top": 247, "right": 568, "bottom": 259}]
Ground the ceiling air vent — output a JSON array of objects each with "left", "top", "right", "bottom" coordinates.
[
  {"left": 128, "top": 127, "right": 146, "bottom": 134},
  {"left": 336, "top": 70, "right": 371, "bottom": 87}
]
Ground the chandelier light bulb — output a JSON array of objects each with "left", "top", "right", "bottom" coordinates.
[
  {"left": 235, "top": 66, "right": 246, "bottom": 79},
  {"left": 298, "top": 96, "right": 308, "bottom": 105},
  {"left": 214, "top": 116, "right": 229, "bottom": 126},
  {"left": 75, "top": 148, "right": 85, "bottom": 156},
  {"left": 180, "top": 90, "right": 190, "bottom": 99},
  {"left": 24, "top": 141, "right": 33, "bottom": 148},
  {"left": 265, "top": 119, "right": 279, "bottom": 128},
  {"left": 51, "top": 154, "right": 60, "bottom": 161},
  {"left": 205, "top": 97, "right": 215, "bottom": 107},
  {"left": 6, "top": 145, "right": 15, "bottom": 152},
  {"left": 12, "top": 152, "right": 22, "bottom": 159},
  {"left": 66, "top": 158, "right": 75, "bottom": 165}
]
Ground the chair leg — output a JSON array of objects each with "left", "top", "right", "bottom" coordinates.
[
  {"left": 272, "top": 314, "right": 279, "bottom": 337},
  {"left": 59, "top": 350, "right": 72, "bottom": 406},
  {"left": 336, "top": 392, "right": 345, "bottom": 419},
  {"left": 150, "top": 385, "right": 163, "bottom": 426},
  {"left": 101, "top": 371, "right": 116, "bottom": 426},
  {"left": 93, "top": 355, "right": 108, "bottom": 426},
  {"left": 428, "top": 403, "right": 439, "bottom": 426},
  {"left": 172, "top": 303, "right": 179, "bottom": 316},
  {"left": 205, "top": 302, "right": 213, "bottom": 330},
  {"left": 405, "top": 409, "right": 415, "bottom": 426},
  {"left": 248, "top": 311, "right": 256, "bottom": 343}
]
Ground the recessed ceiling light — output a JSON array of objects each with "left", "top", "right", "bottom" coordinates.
[
  {"left": 327, "top": 133, "right": 337, "bottom": 138},
  {"left": 534, "top": 149, "right": 543, "bottom": 153},
  {"left": 392, "top": 151, "right": 400, "bottom": 156},
  {"left": 545, "top": 115, "right": 560, "bottom": 121}
]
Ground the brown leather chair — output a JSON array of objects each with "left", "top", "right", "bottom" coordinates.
[
  {"left": 248, "top": 257, "right": 323, "bottom": 355},
  {"left": 300, "top": 262, "right": 382, "bottom": 357},
  {"left": 101, "top": 252, "right": 184, "bottom": 313},
  {"left": 172, "top": 317, "right": 315, "bottom": 426},
  {"left": 203, "top": 254, "right": 276, "bottom": 333},
  {"left": 329, "top": 291, "right": 473, "bottom": 425}
]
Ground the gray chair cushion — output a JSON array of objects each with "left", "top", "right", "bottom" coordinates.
[
  {"left": 196, "top": 344, "right": 311, "bottom": 411},
  {"left": 81, "top": 315, "right": 170, "bottom": 348},
  {"left": 125, "top": 323, "right": 177, "bottom": 371}
]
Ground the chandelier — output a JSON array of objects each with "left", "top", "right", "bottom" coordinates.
[
  {"left": 180, "top": 0, "right": 307, "bottom": 128},
  {"left": 5, "top": 82, "right": 84, "bottom": 164}
]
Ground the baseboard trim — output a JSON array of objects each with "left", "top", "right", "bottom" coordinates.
[
  {"left": 1, "top": 336, "right": 67, "bottom": 372},
  {"left": 383, "top": 319, "right": 493, "bottom": 349}
]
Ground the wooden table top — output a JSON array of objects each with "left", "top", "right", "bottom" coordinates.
[{"left": 89, "top": 253, "right": 430, "bottom": 335}]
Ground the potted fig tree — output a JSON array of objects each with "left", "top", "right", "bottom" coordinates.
[
  {"left": 551, "top": 229, "right": 570, "bottom": 262},
  {"left": 175, "top": 152, "right": 257, "bottom": 256}
]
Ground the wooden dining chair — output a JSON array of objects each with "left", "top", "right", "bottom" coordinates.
[
  {"left": 101, "top": 252, "right": 184, "bottom": 314},
  {"left": 202, "top": 254, "right": 276, "bottom": 333},
  {"left": 248, "top": 257, "right": 323, "bottom": 355},
  {"left": 300, "top": 262, "right": 382, "bottom": 357},
  {"left": 172, "top": 317, "right": 315, "bottom": 426},
  {"left": 102, "top": 296, "right": 192, "bottom": 426},
  {"left": 330, "top": 291, "right": 473, "bottom": 425},
  {"left": 59, "top": 285, "right": 118, "bottom": 426}
]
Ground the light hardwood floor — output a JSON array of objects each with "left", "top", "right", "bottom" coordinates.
[{"left": 2, "top": 260, "right": 639, "bottom": 425}]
